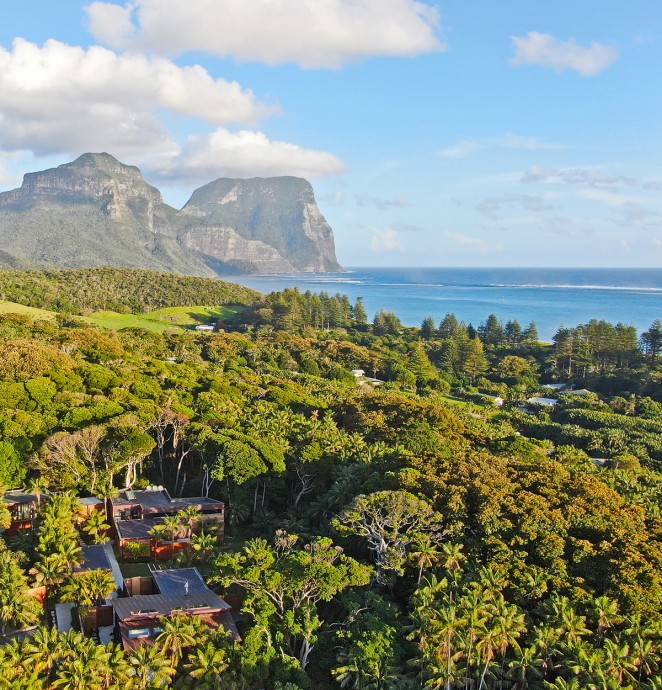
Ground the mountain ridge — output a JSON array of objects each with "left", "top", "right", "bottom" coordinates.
[{"left": 0, "top": 153, "right": 342, "bottom": 276}]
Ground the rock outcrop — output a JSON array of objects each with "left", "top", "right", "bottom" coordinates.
[{"left": 181, "top": 177, "right": 342, "bottom": 273}]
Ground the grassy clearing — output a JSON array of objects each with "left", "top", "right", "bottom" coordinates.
[
  {"left": 0, "top": 299, "right": 246, "bottom": 333},
  {"left": 439, "top": 394, "right": 471, "bottom": 407},
  {"left": 82, "top": 305, "right": 243, "bottom": 333},
  {"left": 0, "top": 300, "right": 57, "bottom": 320}
]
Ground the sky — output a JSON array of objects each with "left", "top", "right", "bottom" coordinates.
[{"left": 0, "top": 1, "right": 661, "bottom": 268}]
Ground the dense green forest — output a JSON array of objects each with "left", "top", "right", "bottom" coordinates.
[
  {"left": 0, "top": 268, "right": 259, "bottom": 314},
  {"left": 0, "top": 271, "right": 660, "bottom": 689}
]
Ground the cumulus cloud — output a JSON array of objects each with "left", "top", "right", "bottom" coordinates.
[
  {"left": 0, "top": 38, "right": 273, "bottom": 159},
  {"left": 438, "top": 134, "right": 563, "bottom": 158},
  {"left": 155, "top": 128, "right": 345, "bottom": 183},
  {"left": 85, "top": 0, "right": 444, "bottom": 68},
  {"left": 477, "top": 193, "right": 553, "bottom": 219},
  {"left": 0, "top": 38, "right": 344, "bottom": 182},
  {"left": 355, "top": 194, "right": 409, "bottom": 209},
  {"left": 370, "top": 227, "right": 403, "bottom": 252},
  {"left": 510, "top": 32, "right": 619, "bottom": 76}
]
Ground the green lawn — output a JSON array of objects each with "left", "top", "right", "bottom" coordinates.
[
  {"left": 0, "top": 300, "right": 57, "bottom": 320},
  {"left": 439, "top": 394, "right": 471, "bottom": 407},
  {"left": 82, "top": 305, "right": 243, "bottom": 333},
  {"left": 0, "top": 300, "right": 245, "bottom": 333},
  {"left": 118, "top": 561, "right": 153, "bottom": 579}
]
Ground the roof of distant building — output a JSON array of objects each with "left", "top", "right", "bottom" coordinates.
[
  {"left": 3, "top": 491, "right": 40, "bottom": 506},
  {"left": 112, "top": 488, "right": 222, "bottom": 513},
  {"left": 75, "top": 544, "right": 113, "bottom": 574},
  {"left": 527, "top": 397, "right": 558, "bottom": 406},
  {"left": 152, "top": 568, "right": 207, "bottom": 596},
  {"left": 112, "top": 588, "right": 230, "bottom": 621},
  {"left": 116, "top": 517, "right": 166, "bottom": 541},
  {"left": 78, "top": 496, "right": 104, "bottom": 506}
]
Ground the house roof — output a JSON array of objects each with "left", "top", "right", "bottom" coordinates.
[
  {"left": 3, "top": 491, "right": 39, "bottom": 506},
  {"left": 152, "top": 568, "right": 207, "bottom": 596},
  {"left": 527, "top": 397, "right": 558, "bottom": 406},
  {"left": 112, "top": 489, "right": 222, "bottom": 515},
  {"left": 78, "top": 497, "right": 104, "bottom": 506},
  {"left": 116, "top": 517, "right": 165, "bottom": 541},
  {"left": 118, "top": 609, "right": 239, "bottom": 651},
  {"left": 75, "top": 544, "right": 113, "bottom": 573},
  {"left": 112, "top": 589, "right": 230, "bottom": 621}
]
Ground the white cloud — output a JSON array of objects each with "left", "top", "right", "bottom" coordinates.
[
  {"left": 370, "top": 227, "right": 403, "bottom": 252},
  {"left": 86, "top": 0, "right": 444, "bottom": 68},
  {"left": 477, "top": 193, "right": 553, "bottom": 219},
  {"left": 0, "top": 38, "right": 273, "bottom": 159},
  {"left": 438, "top": 140, "right": 484, "bottom": 158},
  {"left": 155, "top": 128, "right": 345, "bottom": 183},
  {"left": 522, "top": 165, "right": 644, "bottom": 190},
  {"left": 438, "top": 134, "right": 564, "bottom": 158},
  {"left": 355, "top": 194, "right": 409, "bottom": 209},
  {"left": 0, "top": 39, "right": 344, "bottom": 183},
  {"left": 580, "top": 188, "right": 643, "bottom": 207},
  {"left": 510, "top": 32, "right": 619, "bottom": 76},
  {"left": 445, "top": 232, "right": 487, "bottom": 253}
]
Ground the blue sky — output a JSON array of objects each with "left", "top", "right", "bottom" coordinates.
[{"left": 0, "top": 1, "right": 660, "bottom": 267}]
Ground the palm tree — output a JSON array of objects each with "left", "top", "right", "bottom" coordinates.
[
  {"left": 31, "top": 554, "right": 67, "bottom": 609},
  {"left": 22, "top": 626, "right": 62, "bottom": 683},
  {"left": 54, "top": 540, "right": 84, "bottom": 573},
  {"left": 157, "top": 514, "right": 185, "bottom": 563},
  {"left": 180, "top": 641, "right": 229, "bottom": 688},
  {"left": 506, "top": 644, "right": 544, "bottom": 690},
  {"left": 411, "top": 536, "right": 440, "bottom": 585},
  {"left": 177, "top": 506, "right": 201, "bottom": 539},
  {"left": 82, "top": 509, "right": 111, "bottom": 544},
  {"left": 60, "top": 569, "right": 117, "bottom": 607},
  {"left": 156, "top": 614, "right": 206, "bottom": 669},
  {"left": 126, "top": 644, "right": 174, "bottom": 689},
  {"left": 189, "top": 530, "right": 220, "bottom": 576}
]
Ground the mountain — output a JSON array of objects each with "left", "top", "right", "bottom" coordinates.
[
  {"left": 181, "top": 177, "right": 342, "bottom": 273},
  {"left": 0, "top": 153, "right": 342, "bottom": 275}
]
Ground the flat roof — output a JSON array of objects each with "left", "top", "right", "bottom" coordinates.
[
  {"left": 116, "top": 517, "right": 165, "bottom": 541},
  {"left": 78, "top": 497, "right": 104, "bottom": 506},
  {"left": 3, "top": 491, "right": 39, "bottom": 506},
  {"left": 112, "top": 489, "right": 222, "bottom": 513},
  {"left": 118, "top": 609, "right": 239, "bottom": 652},
  {"left": 152, "top": 568, "right": 207, "bottom": 596},
  {"left": 112, "top": 589, "right": 230, "bottom": 621},
  {"left": 75, "top": 544, "right": 112, "bottom": 573}
]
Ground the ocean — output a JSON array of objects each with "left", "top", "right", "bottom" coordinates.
[{"left": 222, "top": 267, "right": 662, "bottom": 341}]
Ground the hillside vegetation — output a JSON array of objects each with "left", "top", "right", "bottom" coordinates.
[
  {"left": 0, "top": 287, "right": 659, "bottom": 688},
  {"left": 0, "top": 268, "right": 259, "bottom": 314}
]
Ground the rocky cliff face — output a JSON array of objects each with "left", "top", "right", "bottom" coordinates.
[
  {"left": 0, "top": 155, "right": 342, "bottom": 276},
  {"left": 181, "top": 177, "right": 342, "bottom": 273},
  {"left": 0, "top": 153, "right": 213, "bottom": 276}
]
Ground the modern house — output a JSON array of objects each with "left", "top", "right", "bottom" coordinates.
[
  {"left": 109, "top": 487, "right": 224, "bottom": 560},
  {"left": 112, "top": 567, "right": 239, "bottom": 651},
  {"left": 2, "top": 490, "right": 43, "bottom": 535}
]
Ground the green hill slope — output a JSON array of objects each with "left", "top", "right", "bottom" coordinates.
[{"left": 0, "top": 268, "right": 260, "bottom": 314}]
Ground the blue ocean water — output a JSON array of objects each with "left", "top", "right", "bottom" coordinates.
[{"left": 223, "top": 267, "right": 662, "bottom": 341}]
